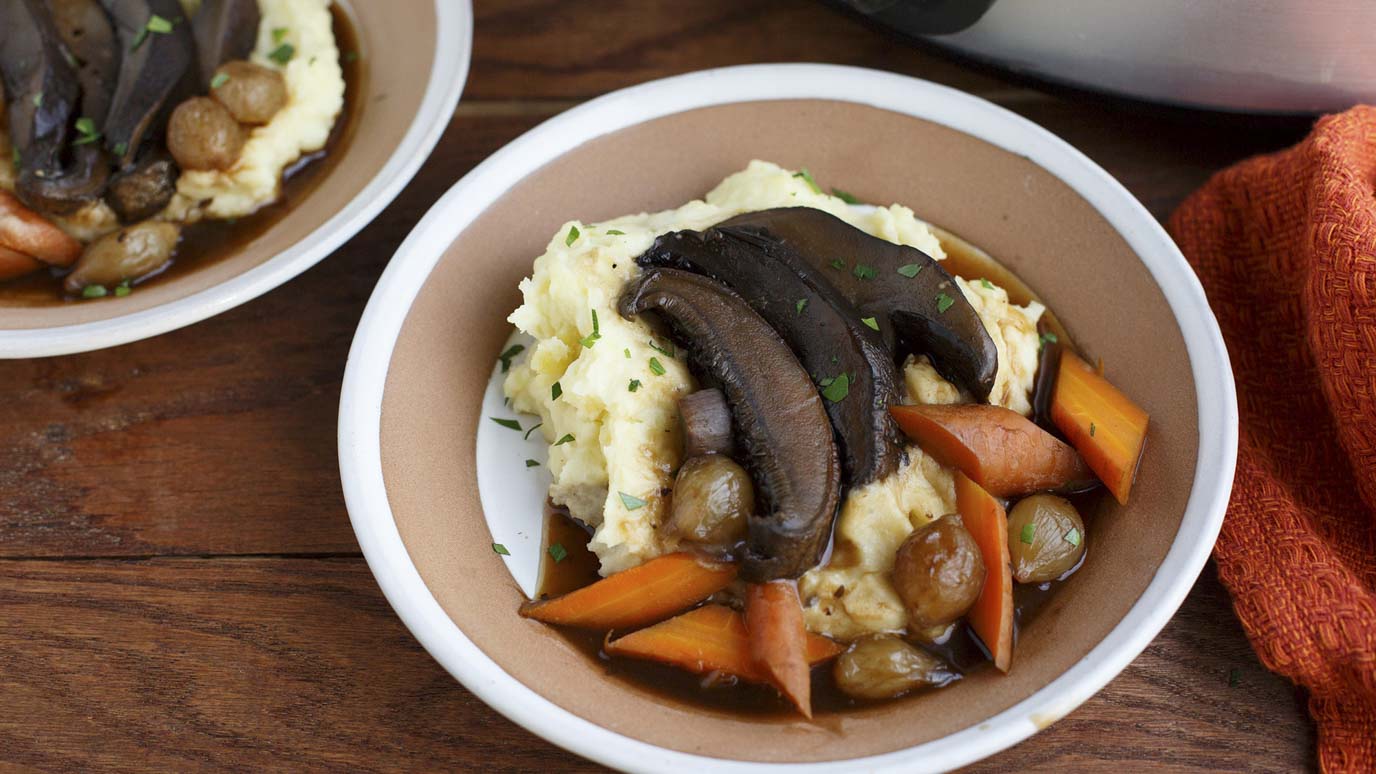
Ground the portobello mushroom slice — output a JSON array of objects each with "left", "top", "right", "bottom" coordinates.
[
  {"left": 716, "top": 207, "right": 999, "bottom": 402},
  {"left": 49, "top": 0, "right": 120, "bottom": 123},
  {"left": 191, "top": 0, "right": 262, "bottom": 86},
  {"left": 639, "top": 226, "right": 905, "bottom": 487},
  {"left": 619, "top": 268, "right": 842, "bottom": 582},
  {"left": 100, "top": 0, "right": 197, "bottom": 167}
]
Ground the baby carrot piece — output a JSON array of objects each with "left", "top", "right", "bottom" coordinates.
[
  {"left": 956, "top": 472, "right": 1013, "bottom": 673},
  {"left": 745, "top": 580, "right": 814, "bottom": 718},
  {"left": 604, "top": 604, "right": 843, "bottom": 685},
  {"left": 1050, "top": 351, "right": 1149, "bottom": 504},
  {"left": 520, "top": 552, "right": 736, "bottom": 629}
]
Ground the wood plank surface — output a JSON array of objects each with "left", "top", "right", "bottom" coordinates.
[{"left": 0, "top": 0, "right": 1318, "bottom": 770}]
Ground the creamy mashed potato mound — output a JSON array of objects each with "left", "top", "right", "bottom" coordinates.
[{"left": 506, "top": 162, "right": 1044, "bottom": 639}]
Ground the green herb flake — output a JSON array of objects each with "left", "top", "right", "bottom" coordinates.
[
  {"left": 980, "top": 277, "right": 994, "bottom": 289},
  {"left": 792, "top": 168, "right": 822, "bottom": 193},
  {"left": 861, "top": 316, "right": 879, "bottom": 331},
  {"left": 525, "top": 459, "right": 540, "bottom": 468},
  {"left": 272, "top": 26, "right": 290, "bottom": 44},
  {"left": 491, "top": 543, "right": 510, "bottom": 556},
  {"left": 648, "top": 357, "right": 666, "bottom": 376},
  {"left": 1039, "top": 331, "right": 1059, "bottom": 349},
  {"left": 146, "top": 14, "right": 174, "bottom": 33},
  {"left": 497, "top": 343, "right": 525, "bottom": 372},
  {"left": 628, "top": 379, "right": 642, "bottom": 392},
  {"left": 32, "top": 92, "right": 43, "bottom": 108},
  {"left": 852, "top": 263, "right": 877, "bottom": 280},
  {"left": 491, "top": 417, "right": 522, "bottom": 431},
  {"left": 829, "top": 258, "right": 846, "bottom": 270},
  {"left": 897, "top": 263, "right": 923, "bottom": 278},
  {"left": 1227, "top": 668, "right": 1241, "bottom": 687},
  {"left": 554, "top": 433, "right": 575, "bottom": 446},
  {"left": 548, "top": 543, "right": 568, "bottom": 562},
  {"left": 342, "top": 50, "right": 359, "bottom": 63},
  {"left": 606, "top": 229, "right": 625, "bottom": 235},
  {"left": 1064, "top": 528, "right": 1082, "bottom": 547},
  {"left": 579, "top": 308, "right": 601, "bottom": 348},
  {"left": 523, "top": 422, "right": 543, "bottom": 440},
  {"left": 565, "top": 224, "right": 580, "bottom": 246},
  {"left": 795, "top": 298, "right": 807, "bottom": 315},
  {"left": 648, "top": 339, "right": 675, "bottom": 358},
  {"left": 112, "top": 142, "right": 128, "bottom": 157},
  {"left": 618, "top": 491, "right": 648, "bottom": 510},
  {"left": 936, "top": 292, "right": 955, "bottom": 314},
  {"left": 210, "top": 72, "right": 230, "bottom": 89},
  {"left": 1020, "top": 522, "right": 1036, "bottom": 545},
  {"left": 551, "top": 381, "right": 563, "bottom": 401},
  {"left": 11, "top": 147, "right": 19, "bottom": 166},
  {"left": 1090, "top": 422, "right": 1097, "bottom": 437},
  {"left": 267, "top": 42, "right": 295, "bottom": 66},
  {"left": 821, "top": 373, "right": 850, "bottom": 403},
  {"left": 624, "top": 348, "right": 631, "bottom": 359},
  {"left": 131, "top": 28, "right": 149, "bottom": 50},
  {"left": 81, "top": 285, "right": 107, "bottom": 299},
  {"left": 72, "top": 117, "right": 101, "bottom": 146},
  {"left": 113, "top": 282, "right": 132, "bottom": 297},
  {"left": 831, "top": 187, "right": 860, "bottom": 205}
]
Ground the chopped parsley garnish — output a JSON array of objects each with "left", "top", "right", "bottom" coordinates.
[
  {"left": 268, "top": 43, "right": 295, "bottom": 66},
  {"left": 852, "top": 263, "right": 876, "bottom": 280},
  {"left": 548, "top": 543, "right": 568, "bottom": 562},
  {"left": 897, "top": 263, "right": 923, "bottom": 278},
  {"left": 1064, "top": 528, "right": 1082, "bottom": 547},
  {"left": 821, "top": 373, "right": 850, "bottom": 403},
  {"left": 618, "top": 491, "right": 647, "bottom": 510},
  {"left": 1090, "top": 422, "right": 1096, "bottom": 437},
  {"left": 523, "top": 422, "right": 543, "bottom": 440},
  {"left": 32, "top": 92, "right": 42, "bottom": 108},
  {"left": 831, "top": 187, "right": 860, "bottom": 204},
  {"left": 1020, "top": 522, "right": 1036, "bottom": 545},
  {"left": 210, "top": 72, "right": 230, "bottom": 89},
  {"left": 648, "top": 357, "right": 666, "bottom": 376},
  {"left": 11, "top": 147, "right": 19, "bottom": 166},
  {"left": 861, "top": 316, "right": 879, "bottom": 331},
  {"left": 1039, "top": 331, "right": 1059, "bottom": 349},
  {"left": 648, "top": 339, "right": 675, "bottom": 358},
  {"left": 497, "top": 343, "right": 525, "bottom": 372},
  {"left": 579, "top": 308, "right": 601, "bottom": 348},
  {"left": 795, "top": 298, "right": 807, "bottom": 315},
  {"left": 980, "top": 277, "right": 994, "bottom": 289},
  {"left": 491, "top": 417, "right": 521, "bottom": 431},
  {"left": 606, "top": 229, "right": 625, "bottom": 235},
  {"left": 565, "top": 224, "right": 580, "bottom": 246},
  {"left": 272, "top": 27, "right": 290, "bottom": 44},
  {"left": 114, "top": 281, "right": 132, "bottom": 297},
  {"left": 829, "top": 258, "right": 846, "bottom": 270},
  {"left": 80, "top": 285, "right": 107, "bottom": 299},
  {"left": 628, "top": 379, "right": 642, "bottom": 392},
  {"left": 792, "top": 168, "right": 822, "bottom": 193},
  {"left": 551, "top": 381, "right": 562, "bottom": 400},
  {"left": 131, "top": 13, "right": 175, "bottom": 50},
  {"left": 525, "top": 459, "right": 540, "bottom": 468},
  {"left": 491, "top": 543, "right": 510, "bottom": 556},
  {"left": 112, "top": 142, "right": 128, "bottom": 157},
  {"left": 72, "top": 117, "right": 101, "bottom": 146},
  {"left": 936, "top": 292, "right": 955, "bottom": 314},
  {"left": 554, "top": 433, "right": 575, "bottom": 446},
  {"left": 623, "top": 348, "right": 631, "bottom": 359}
]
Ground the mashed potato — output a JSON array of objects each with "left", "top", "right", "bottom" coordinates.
[{"left": 506, "top": 161, "right": 1044, "bottom": 640}]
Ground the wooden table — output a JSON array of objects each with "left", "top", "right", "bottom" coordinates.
[{"left": 0, "top": 1, "right": 1318, "bottom": 770}]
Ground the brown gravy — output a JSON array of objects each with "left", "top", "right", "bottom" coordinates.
[{"left": 0, "top": 3, "right": 365, "bottom": 306}]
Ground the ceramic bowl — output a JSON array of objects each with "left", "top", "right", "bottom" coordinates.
[
  {"left": 0, "top": 0, "right": 472, "bottom": 358},
  {"left": 338, "top": 64, "right": 1238, "bottom": 772}
]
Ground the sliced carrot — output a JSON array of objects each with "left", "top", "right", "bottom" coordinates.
[
  {"left": 0, "top": 190, "right": 82, "bottom": 267},
  {"left": 519, "top": 552, "right": 736, "bottom": 629},
  {"left": 956, "top": 472, "right": 1013, "bottom": 673},
  {"left": 890, "top": 403, "right": 1094, "bottom": 498},
  {"left": 604, "top": 604, "right": 844, "bottom": 686},
  {"left": 745, "top": 580, "right": 814, "bottom": 718},
  {"left": 1050, "top": 351, "right": 1149, "bottom": 505}
]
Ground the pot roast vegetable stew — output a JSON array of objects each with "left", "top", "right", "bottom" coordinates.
[{"left": 497, "top": 181, "right": 1150, "bottom": 718}]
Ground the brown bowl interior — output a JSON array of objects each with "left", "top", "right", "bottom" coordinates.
[
  {"left": 379, "top": 100, "right": 1198, "bottom": 763},
  {"left": 0, "top": 0, "right": 437, "bottom": 330}
]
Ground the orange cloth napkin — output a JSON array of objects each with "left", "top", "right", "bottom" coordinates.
[{"left": 1167, "top": 107, "right": 1376, "bottom": 772}]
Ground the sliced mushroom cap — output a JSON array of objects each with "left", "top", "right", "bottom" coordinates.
[
  {"left": 716, "top": 207, "right": 999, "bottom": 401},
  {"left": 192, "top": 0, "right": 262, "bottom": 87},
  {"left": 640, "top": 223, "right": 906, "bottom": 487},
  {"left": 0, "top": 0, "right": 82, "bottom": 182},
  {"left": 100, "top": 0, "right": 197, "bottom": 167},
  {"left": 619, "top": 268, "right": 842, "bottom": 582},
  {"left": 49, "top": 0, "right": 120, "bottom": 123}
]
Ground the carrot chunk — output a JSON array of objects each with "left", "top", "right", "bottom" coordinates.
[
  {"left": 890, "top": 403, "right": 1094, "bottom": 498},
  {"left": 519, "top": 552, "right": 736, "bottom": 629},
  {"left": 604, "top": 604, "right": 844, "bottom": 687},
  {"left": 956, "top": 472, "right": 1013, "bottom": 673},
  {"left": 745, "top": 581, "right": 814, "bottom": 718},
  {"left": 1050, "top": 351, "right": 1149, "bottom": 505}
]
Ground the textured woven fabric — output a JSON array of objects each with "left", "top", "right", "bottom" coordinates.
[{"left": 1167, "top": 107, "right": 1376, "bottom": 773}]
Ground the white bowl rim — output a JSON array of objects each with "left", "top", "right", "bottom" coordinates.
[
  {"left": 0, "top": 0, "right": 474, "bottom": 359},
  {"left": 338, "top": 63, "right": 1238, "bottom": 773}
]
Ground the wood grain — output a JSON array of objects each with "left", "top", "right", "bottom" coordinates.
[{"left": 0, "top": 0, "right": 1319, "bottom": 769}]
